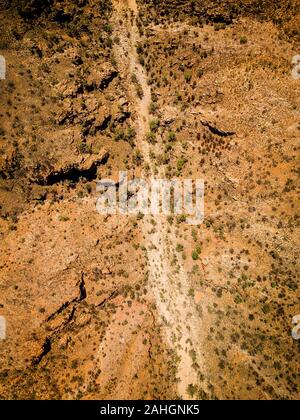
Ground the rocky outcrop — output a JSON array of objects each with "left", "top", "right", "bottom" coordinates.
[
  {"left": 86, "top": 67, "right": 118, "bottom": 92},
  {"left": 36, "top": 149, "right": 109, "bottom": 185}
]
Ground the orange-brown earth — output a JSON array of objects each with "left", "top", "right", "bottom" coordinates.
[{"left": 0, "top": 0, "right": 299, "bottom": 400}]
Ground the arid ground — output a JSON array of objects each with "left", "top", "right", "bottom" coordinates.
[{"left": 0, "top": 0, "right": 299, "bottom": 400}]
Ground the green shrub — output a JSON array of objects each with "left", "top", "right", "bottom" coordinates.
[
  {"left": 149, "top": 119, "right": 160, "bottom": 132},
  {"left": 177, "top": 157, "right": 187, "bottom": 171},
  {"left": 176, "top": 215, "right": 186, "bottom": 223},
  {"left": 149, "top": 102, "right": 158, "bottom": 113},
  {"left": 168, "top": 131, "right": 176, "bottom": 142},
  {"left": 184, "top": 71, "right": 192, "bottom": 83},
  {"left": 134, "top": 149, "right": 143, "bottom": 165},
  {"left": 192, "top": 245, "right": 202, "bottom": 261},
  {"left": 146, "top": 132, "right": 156, "bottom": 144},
  {"left": 197, "top": 69, "right": 204, "bottom": 78},
  {"left": 187, "top": 384, "right": 197, "bottom": 398},
  {"left": 192, "top": 250, "right": 199, "bottom": 260},
  {"left": 176, "top": 244, "right": 184, "bottom": 252}
]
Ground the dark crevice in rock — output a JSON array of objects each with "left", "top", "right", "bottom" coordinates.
[
  {"left": 99, "top": 70, "right": 118, "bottom": 90},
  {"left": 46, "top": 274, "right": 87, "bottom": 323},
  {"left": 36, "top": 153, "right": 109, "bottom": 186},
  {"left": 32, "top": 306, "right": 76, "bottom": 367},
  {"left": 97, "top": 290, "right": 118, "bottom": 308},
  {"left": 32, "top": 337, "right": 51, "bottom": 366},
  {"left": 38, "top": 166, "right": 97, "bottom": 185},
  {"left": 201, "top": 120, "right": 235, "bottom": 137},
  {"left": 96, "top": 115, "right": 112, "bottom": 131},
  {"left": 82, "top": 115, "right": 112, "bottom": 136},
  {"left": 78, "top": 274, "right": 87, "bottom": 301},
  {"left": 52, "top": 10, "right": 73, "bottom": 24},
  {"left": 86, "top": 71, "right": 118, "bottom": 92},
  {"left": 117, "top": 111, "right": 131, "bottom": 123},
  {"left": 211, "top": 15, "right": 233, "bottom": 24},
  {"left": 46, "top": 300, "right": 74, "bottom": 323},
  {"left": 32, "top": 275, "right": 87, "bottom": 366},
  {"left": 148, "top": 341, "right": 153, "bottom": 362}
]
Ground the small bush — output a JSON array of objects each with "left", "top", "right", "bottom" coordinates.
[
  {"left": 168, "top": 131, "right": 176, "bottom": 142},
  {"left": 176, "top": 244, "right": 184, "bottom": 252},
  {"left": 184, "top": 71, "right": 192, "bottom": 83},
  {"left": 192, "top": 250, "right": 199, "bottom": 261},
  {"left": 149, "top": 119, "right": 160, "bottom": 132},
  {"left": 146, "top": 132, "right": 156, "bottom": 144}
]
